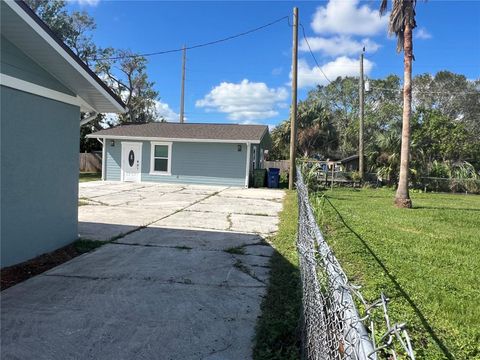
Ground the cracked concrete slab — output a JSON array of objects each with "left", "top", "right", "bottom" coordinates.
[
  {"left": 115, "top": 226, "right": 264, "bottom": 251},
  {"left": 2, "top": 181, "right": 286, "bottom": 359},
  {"left": 46, "top": 243, "right": 266, "bottom": 287},
  {"left": 188, "top": 196, "right": 283, "bottom": 216},
  {"left": 230, "top": 213, "right": 280, "bottom": 234},
  {"left": 218, "top": 188, "right": 285, "bottom": 201},
  {"left": 79, "top": 205, "right": 173, "bottom": 241},
  {"left": 1, "top": 275, "right": 264, "bottom": 360},
  {"left": 152, "top": 210, "right": 231, "bottom": 231}
]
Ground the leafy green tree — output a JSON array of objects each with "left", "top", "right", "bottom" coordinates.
[
  {"left": 413, "top": 72, "right": 480, "bottom": 140},
  {"left": 270, "top": 93, "right": 337, "bottom": 160},
  {"left": 25, "top": 0, "right": 96, "bottom": 64},
  {"left": 95, "top": 48, "right": 159, "bottom": 124},
  {"left": 314, "top": 77, "right": 359, "bottom": 157},
  {"left": 25, "top": 1, "right": 161, "bottom": 151},
  {"left": 412, "top": 109, "right": 478, "bottom": 165}
]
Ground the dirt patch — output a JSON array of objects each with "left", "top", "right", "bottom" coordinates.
[{"left": 1, "top": 240, "right": 103, "bottom": 291}]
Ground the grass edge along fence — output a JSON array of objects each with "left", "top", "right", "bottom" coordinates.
[{"left": 295, "top": 167, "right": 415, "bottom": 360}]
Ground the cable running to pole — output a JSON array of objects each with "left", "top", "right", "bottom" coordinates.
[{"left": 91, "top": 15, "right": 290, "bottom": 61}]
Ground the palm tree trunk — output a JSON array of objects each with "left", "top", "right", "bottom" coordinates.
[{"left": 395, "top": 22, "right": 413, "bottom": 208}]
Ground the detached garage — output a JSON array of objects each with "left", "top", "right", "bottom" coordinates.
[
  {"left": 88, "top": 123, "right": 271, "bottom": 187},
  {"left": 1, "top": 1, "right": 125, "bottom": 267}
]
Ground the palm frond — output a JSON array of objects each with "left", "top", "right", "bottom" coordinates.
[
  {"left": 381, "top": 0, "right": 419, "bottom": 52},
  {"left": 379, "top": 0, "right": 388, "bottom": 15}
]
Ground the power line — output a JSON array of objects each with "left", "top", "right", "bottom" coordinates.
[
  {"left": 369, "top": 86, "right": 479, "bottom": 96},
  {"left": 91, "top": 15, "right": 289, "bottom": 61},
  {"left": 299, "top": 23, "right": 479, "bottom": 97},
  {"left": 299, "top": 23, "right": 333, "bottom": 85}
]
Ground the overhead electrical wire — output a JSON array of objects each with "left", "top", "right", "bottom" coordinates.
[
  {"left": 299, "top": 22, "right": 478, "bottom": 97},
  {"left": 299, "top": 23, "right": 334, "bottom": 85},
  {"left": 91, "top": 15, "right": 289, "bottom": 61}
]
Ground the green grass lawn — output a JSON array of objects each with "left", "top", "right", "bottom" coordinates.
[
  {"left": 254, "top": 191, "right": 302, "bottom": 360},
  {"left": 311, "top": 188, "right": 480, "bottom": 360},
  {"left": 79, "top": 172, "right": 101, "bottom": 182}
]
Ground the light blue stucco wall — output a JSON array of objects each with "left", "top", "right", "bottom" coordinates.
[
  {"left": 1, "top": 86, "right": 80, "bottom": 267},
  {"left": 1, "top": 35, "right": 75, "bottom": 96},
  {"left": 105, "top": 140, "right": 248, "bottom": 186},
  {"left": 105, "top": 141, "right": 121, "bottom": 181}
]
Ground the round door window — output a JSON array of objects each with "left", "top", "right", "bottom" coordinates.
[{"left": 128, "top": 150, "right": 135, "bottom": 167}]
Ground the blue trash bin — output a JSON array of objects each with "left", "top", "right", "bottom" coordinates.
[{"left": 267, "top": 168, "right": 280, "bottom": 188}]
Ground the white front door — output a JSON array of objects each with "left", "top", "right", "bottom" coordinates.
[{"left": 121, "top": 142, "right": 142, "bottom": 182}]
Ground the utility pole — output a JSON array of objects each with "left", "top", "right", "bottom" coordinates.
[
  {"left": 179, "top": 45, "right": 186, "bottom": 123},
  {"left": 358, "top": 48, "right": 365, "bottom": 181},
  {"left": 288, "top": 7, "right": 298, "bottom": 190}
]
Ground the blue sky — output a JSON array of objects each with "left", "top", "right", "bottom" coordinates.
[{"left": 69, "top": 0, "right": 480, "bottom": 127}]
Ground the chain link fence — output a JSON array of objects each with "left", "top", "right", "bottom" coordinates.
[{"left": 296, "top": 167, "right": 416, "bottom": 360}]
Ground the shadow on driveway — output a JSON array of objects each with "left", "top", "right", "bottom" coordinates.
[{"left": 1, "top": 225, "right": 276, "bottom": 360}]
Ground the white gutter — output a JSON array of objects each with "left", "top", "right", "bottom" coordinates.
[
  {"left": 80, "top": 112, "right": 98, "bottom": 126},
  {"left": 86, "top": 134, "right": 261, "bottom": 144},
  {"left": 244, "top": 143, "right": 251, "bottom": 188},
  {"left": 6, "top": 1, "right": 125, "bottom": 114}
]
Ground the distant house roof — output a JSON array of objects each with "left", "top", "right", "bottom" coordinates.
[
  {"left": 87, "top": 123, "right": 269, "bottom": 143},
  {"left": 1, "top": 1, "right": 125, "bottom": 113}
]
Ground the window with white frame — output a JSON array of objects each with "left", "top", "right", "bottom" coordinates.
[
  {"left": 150, "top": 142, "right": 172, "bottom": 174},
  {"left": 260, "top": 147, "right": 263, "bottom": 168},
  {"left": 252, "top": 146, "right": 257, "bottom": 170}
]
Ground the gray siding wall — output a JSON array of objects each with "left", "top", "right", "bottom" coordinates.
[
  {"left": 1, "top": 36, "right": 74, "bottom": 96},
  {"left": 1, "top": 86, "right": 80, "bottom": 267},
  {"left": 105, "top": 140, "right": 247, "bottom": 186},
  {"left": 248, "top": 134, "right": 271, "bottom": 173}
]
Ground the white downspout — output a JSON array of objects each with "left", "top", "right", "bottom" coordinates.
[
  {"left": 97, "top": 138, "right": 106, "bottom": 181},
  {"left": 244, "top": 143, "right": 251, "bottom": 188}
]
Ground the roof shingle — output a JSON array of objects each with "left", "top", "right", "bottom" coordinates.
[{"left": 88, "top": 123, "right": 269, "bottom": 142}]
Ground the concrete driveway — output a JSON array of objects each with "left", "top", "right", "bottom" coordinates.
[{"left": 1, "top": 182, "right": 285, "bottom": 360}]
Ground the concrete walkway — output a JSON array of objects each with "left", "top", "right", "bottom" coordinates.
[{"left": 1, "top": 182, "right": 285, "bottom": 360}]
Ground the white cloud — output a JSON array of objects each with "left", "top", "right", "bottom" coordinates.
[
  {"left": 72, "top": 0, "right": 100, "bottom": 6},
  {"left": 195, "top": 79, "right": 288, "bottom": 121},
  {"left": 295, "top": 57, "right": 374, "bottom": 89},
  {"left": 415, "top": 27, "right": 432, "bottom": 40},
  {"left": 155, "top": 100, "right": 180, "bottom": 122},
  {"left": 311, "top": 0, "right": 388, "bottom": 36},
  {"left": 299, "top": 36, "right": 380, "bottom": 57}
]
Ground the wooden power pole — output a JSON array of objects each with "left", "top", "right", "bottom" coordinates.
[
  {"left": 179, "top": 45, "right": 186, "bottom": 123},
  {"left": 358, "top": 49, "right": 365, "bottom": 181},
  {"left": 288, "top": 7, "right": 298, "bottom": 190}
]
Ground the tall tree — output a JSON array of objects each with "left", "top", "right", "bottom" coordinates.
[
  {"left": 270, "top": 94, "right": 337, "bottom": 160},
  {"left": 25, "top": 0, "right": 103, "bottom": 152},
  {"left": 25, "top": 0, "right": 96, "bottom": 64},
  {"left": 380, "top": 0, "right": 419, "bottom": 208},
  {"left": 95, "top": 48, "right": 159, "bottom": 124}
]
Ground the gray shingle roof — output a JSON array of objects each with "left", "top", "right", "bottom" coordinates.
[{"left": 88, "top": 123, "right": 269, "bottom": 142}]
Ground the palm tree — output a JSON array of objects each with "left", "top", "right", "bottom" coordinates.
[{"left": 380, "top": 0, "right": 418, "bottom": 208}]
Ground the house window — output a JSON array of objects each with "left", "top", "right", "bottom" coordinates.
[
  {"left": 252, "top": 147, "right": 257, "bottom": 170},
  {"left": 150, "top": 142, "right": 172, "bottom": 175}
]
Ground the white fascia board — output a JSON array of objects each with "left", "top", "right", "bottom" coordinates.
[
  {"left": 1, "top": 74, "right": 95, "bottom": 112},
  {"left": 6, "top": 1, "right": 125, "bottom": 114},
  {"left": 85, "top": 134, "right": 261, "bottom": 144}
]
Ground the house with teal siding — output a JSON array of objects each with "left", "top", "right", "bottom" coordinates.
[
  {"left": 87, "top": 123, "right": 271, "bottom": 187},
  {"left": 1, "top": 1, "right": 125, "bottom": 267}
]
